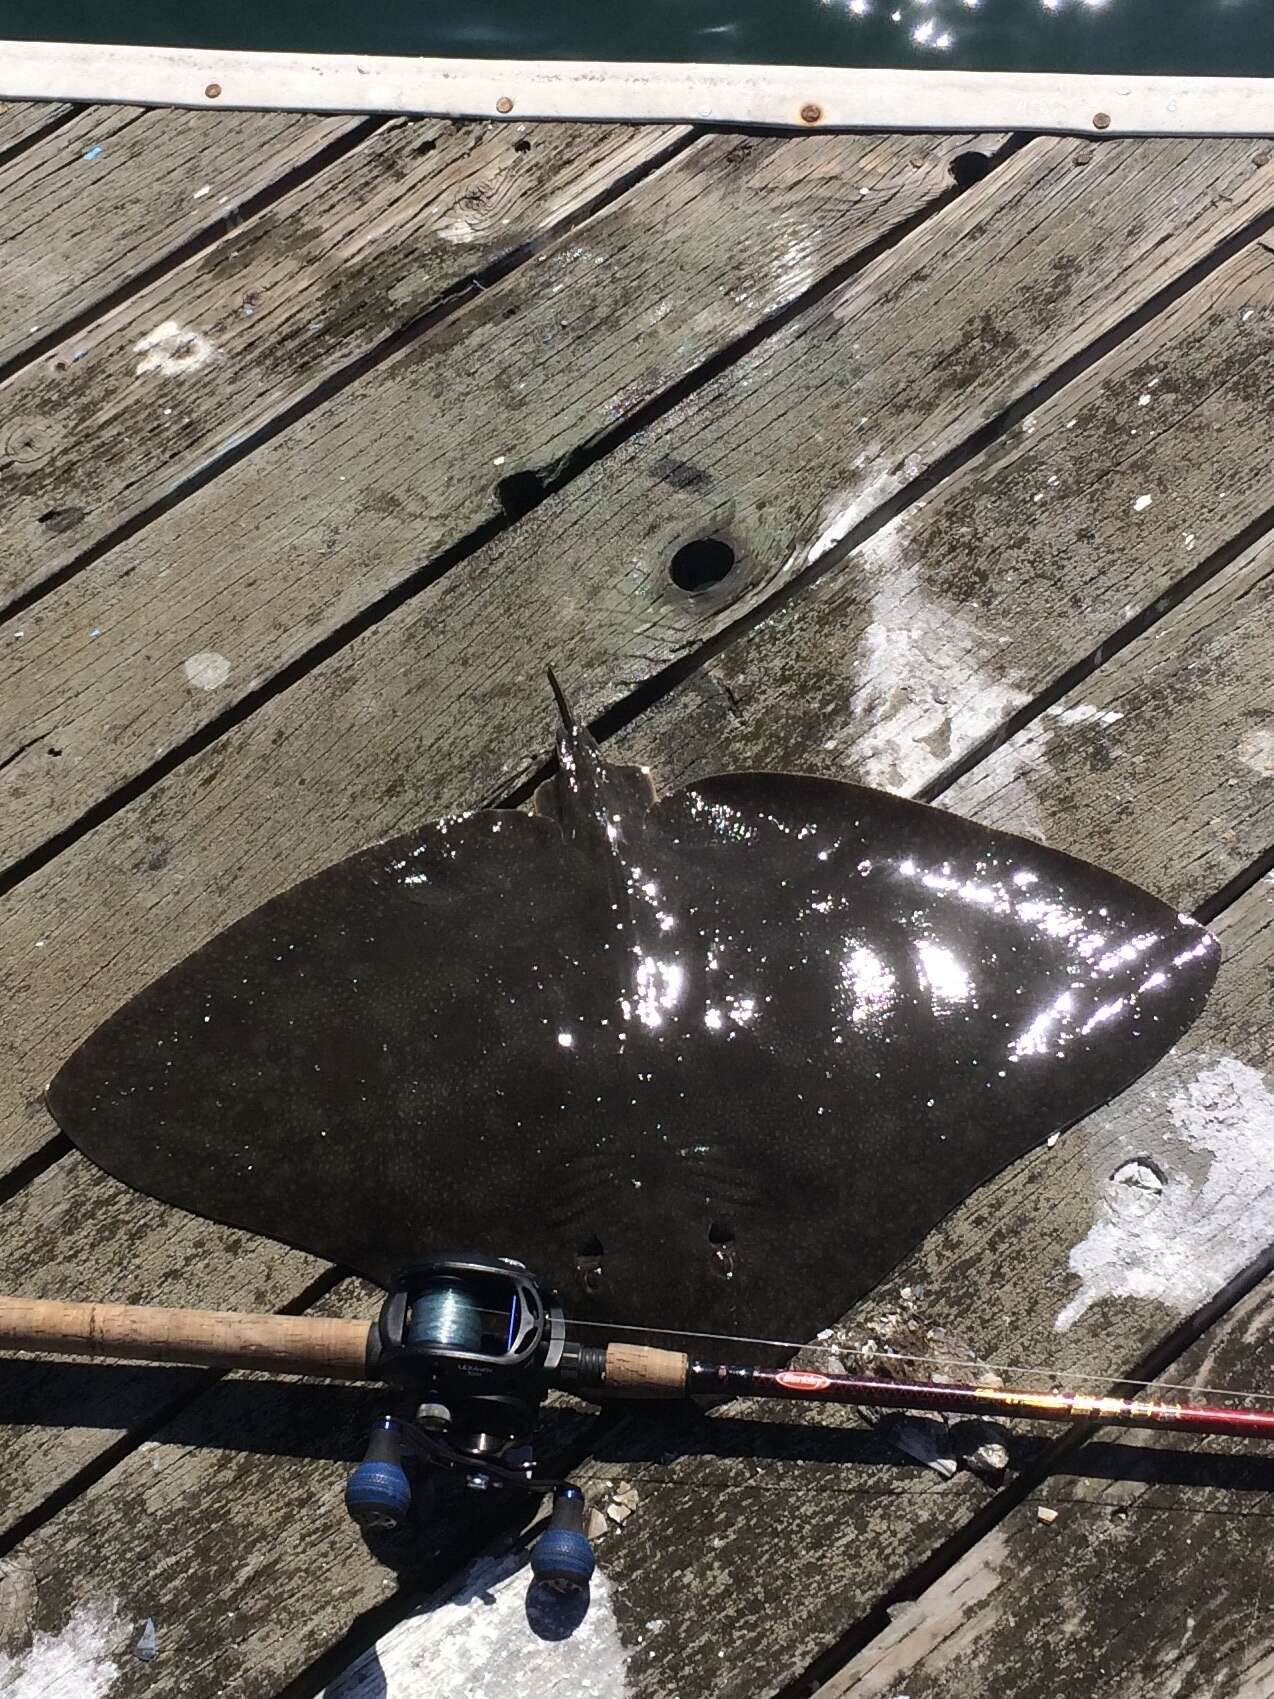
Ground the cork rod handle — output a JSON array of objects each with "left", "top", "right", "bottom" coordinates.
[
  {"left": 601, "top": 1342, "right": 689, "bottom": 1396},
  {"left": 0, "top": 1295, "right": 374, "bottom": 1380}
]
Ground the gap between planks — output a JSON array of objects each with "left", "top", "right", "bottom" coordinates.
[
  {"left": 0, "top": 126, "right": 1011, "bottom": 874},
  {"left": 0, "top": 1262, "right": 346, "bottom": 1564},
  {"left": 4, "top": 135, "right": 1273, "bottom": 899},
  {"left": 0, "top": 116, "right": 703, "bottom": 619},
  {"left": 811, "top": 1209, "right": 1274, "bottom": 1699},
  {"left": 0, "top": 100, "right": 78, "bottom": 168},
  {"left": 592, "top": 193, "right": 1274, "bottom": 781},
  {"left": 0, "top": 108, "right": 379, "bottom": 385}
]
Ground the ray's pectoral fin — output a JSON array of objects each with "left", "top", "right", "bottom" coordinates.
[{"left": 533, "top": 668, "right": 657, "bottom": 845}]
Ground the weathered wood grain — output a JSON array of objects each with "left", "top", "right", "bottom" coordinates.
[
  {"left": 942, "top": 532, "right": 1274, "bottom": 896},
  {"left": 0, "top": 106, "right": 354, "bottom": 371},
  {"left": 822, "top": 1255, "right": 1274, "bottom": 1699},
  {"left": 0, "top": 1154, "right": 324, "bottom": 1526},
  {"left": 0, "top": 1278, "right": 414, "bottom": 1695},
  {"left": 621, "top": 236, "right": 1274, "bottom": 843},
  {"left": 0, "top": 126, "right": 1008, "bottom": 859},
  {"left": 0, "top": 101, "right": 74, "bottom": 159},
  {"left": 323, "top": 1541, "right": 640, "bottom": 1699},
  {"left": 0, "top": 116, "right": 691, "bottom": 610}
]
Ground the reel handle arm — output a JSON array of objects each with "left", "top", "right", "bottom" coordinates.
[{"left": 0, "top": 1294, "right": 375, "bottom": 1380}]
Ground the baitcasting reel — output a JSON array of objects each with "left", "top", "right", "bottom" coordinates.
[
  {"left": 344, "top": 1254, "right": 597, "bottom": 1591},
  {"left": 4, "top": 1253, "right": 1272, "bottom": 1606}
]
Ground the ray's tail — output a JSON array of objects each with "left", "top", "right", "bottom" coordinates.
[{"left": 534, "top": 668, "right": 656, "bottom": 844}]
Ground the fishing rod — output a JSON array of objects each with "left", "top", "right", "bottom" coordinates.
[{"left": 4, "top": 1253, "right": 1271, "bottom": 1595}]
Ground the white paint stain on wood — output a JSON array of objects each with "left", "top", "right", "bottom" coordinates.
[
  {"left": 1237, "top": 725, "right": 1274, "bottom": 777},
  {"left": 806, "top": 489, "right": 871, "bottom": 567},
  {"left": 1045, "top": 702, "right": 1124, "bottom": 728},
  {"left": 1056, "top": 1055, "right": 1274, "bottom": 1330},
  {"left": 133, "top": 320, "right": 216, "bottom": 376},
  {"left": 0, "top": 1600, "right": 122, "bottom": 1699},
  {"left": 321, "top": 1548, "right": 631, "bottom": 1699},
  {"left": 842, "top": 527, "right": 1040, "bottom": 831},
  {"left": 773, "top": 235, "right": 818, "bottom": 304},
  {"left": 183, "top": 651, "right": 232, "bottom": 691}
]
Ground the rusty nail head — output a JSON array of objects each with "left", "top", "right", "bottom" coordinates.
[
  {"left": 205, "top": 82, "right": 222, "bottom": 99},
  {"left": 800, "top": 103, "right": 822, "bottom": 125},
  {"left": 1073, "top": 149, "right": 1093, "bottom": 167},
  {"left": 1092, "top": 111, "right": 1111, "bottom": 130},
  {"left": 496, "top": 96, "right": 514, "bottom": 114}
]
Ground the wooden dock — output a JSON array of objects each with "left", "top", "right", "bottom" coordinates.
[{"left": 0, "top": 100, "right": 1271, "bottom": 1699}]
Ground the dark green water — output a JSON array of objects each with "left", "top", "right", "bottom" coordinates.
[{"left": 2, "top": 0, "right": 1272, "bottom": 79}]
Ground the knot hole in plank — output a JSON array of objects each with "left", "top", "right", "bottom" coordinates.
[
  {"left": 669, "top": 536, "right": 737, "bottom": 593},
  {"left": 949, "top": 151, "right": 993, "bottom": 191},
  {"left": 497, "top": 470, "right": 546, "bottom": 521}
]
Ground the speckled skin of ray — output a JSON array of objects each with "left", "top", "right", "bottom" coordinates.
[{"left": 46, "top": 693, "right": 1218, "bottom": 1348}]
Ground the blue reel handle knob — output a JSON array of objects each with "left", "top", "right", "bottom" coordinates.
[
  {"left": 530, "top": 1486, "right": 596, "bottom": 1592},
  {"left": 346, "top": 1417, "right": 412, "bottom": 1532}
]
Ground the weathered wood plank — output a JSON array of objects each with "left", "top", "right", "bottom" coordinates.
[
  {"left": 622, "top": 236, "right": 1274, "bottom": 852},
  {"left": 0, "top": 101, "right": 74, "bottom": 159},
  {"left": 324, "top": 1542, "right": 638, "bottom": 1699},
  {"left": 0, "top": 126, "right": 1007, "bottom": 860},
  {"left": 624, "top": 439, "right": 1274, "bottom": 911},
  {"left": 0, "top": 1278, "right": 406, "bottom": 1694},
  {"left": 941, "top": 534, "right": 1274, "bottom": 895},
  {"left": 822, "top": 1251, "right": 1274, "bottom": 1699},
  {"left": 0, "top": 1153, "right": 324, "bottom": 1527},
  {"left": 0, "top": 106, "right": 355, "bottom": 371},
  {"left": 0, "top": 116, "right": 691, "bottom": 610}
]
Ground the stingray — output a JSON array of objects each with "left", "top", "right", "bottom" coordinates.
[{"left": 47, "top": 680, "right": 1218, "bottom": 1348}]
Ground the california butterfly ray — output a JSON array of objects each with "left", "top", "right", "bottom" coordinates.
[{"left": 46, "top": 682, "right": 1218, "bottom": 1345}]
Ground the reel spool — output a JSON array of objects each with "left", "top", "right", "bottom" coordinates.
[{"left": 345, "top": 1254, "right": 595, "bottom": 1591}]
